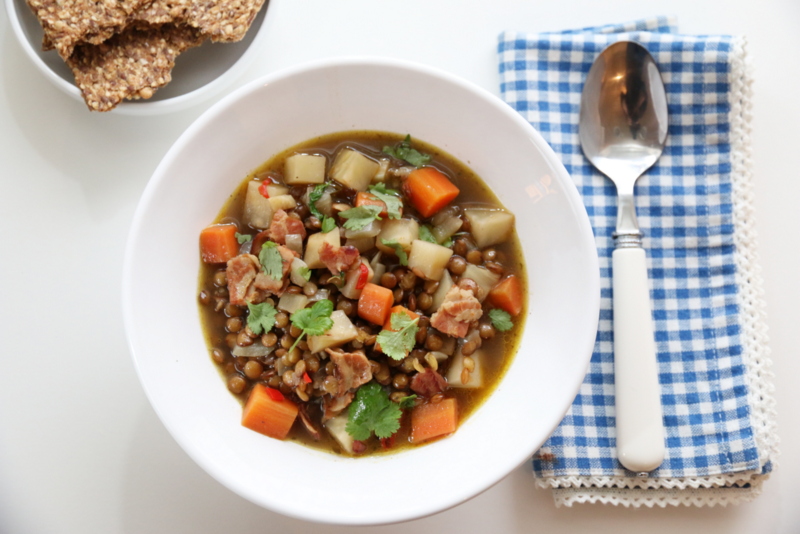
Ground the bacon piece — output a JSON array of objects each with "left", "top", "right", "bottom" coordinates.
[
  {"left": 326, "top": 348, "right": 373, "bottom": 396},
  {"left": 226, "top": 254, "right": 260, "bottom": 306},
  {"left": 430, "top": 286, "right": 483, "bottom": 338},
  {"left": 319, "top": 242, "right": 360, "bottom": 275},
  {"left": 268, "top": 209, "right": 307, "bottom": 245},
  {"left": 322, "top": 391, "right": 354, "bottom": 422},
  {"left": 247, "top": 245, "right": 298, "bottom": 301},
  {"left": 410, "top": 369, "right": 448, "bottom": 397}
]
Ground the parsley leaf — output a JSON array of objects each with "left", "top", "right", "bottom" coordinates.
[
  {"left": 235, "top": 232, "right": 252, "bottom": 244},
  {"left": 321, "top": 216, "right": 337, "bottom": 233},
  {"left": 308, "top": 184, "right": 328, "bottom": 219},
  {"left": 488, "top": 309, "right": 514, "bottom": 332},
  {"left": 380, "top": 239, "right": 408, "bottom": 266},
  {"left": 346, "top": 382, "right": 402, "bottom": 440},
  {"left": 398, "top": 395, "right": 418, "bottom": 409},
  {"left": 339, "top": 205, "right": 383, "bottom": 231},
  {"left": 288, "top": 299, "right": 334, "bottom": 352},
  {"left": 376, "top": 312, "right": 419, "bottom": 360},
  {"left": 381, "top": 134, "right": 432, "bottom": 168},
  {"left": 258, "top": 241, "right": 284, "bottom": 280},
  {"left": 368, "top": 184, "right": 403, "bottom": 219},
  {"left": 418, "top": 225, "right": 437, "bottom": 244},
  {"left": 246, "top": 301, "right": 277, "bottom": 336}
]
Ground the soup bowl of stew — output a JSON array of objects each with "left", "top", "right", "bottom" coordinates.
[{"left": 123, "top": 58, "right": 600, "bottom": 524}]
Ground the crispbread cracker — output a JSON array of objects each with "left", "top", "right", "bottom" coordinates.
[
  {"left": 67, "top": 23, "right": 203, "bottom": 112},
  {"left": 130, "top": 0, "right": 266, "bottom": 43}
]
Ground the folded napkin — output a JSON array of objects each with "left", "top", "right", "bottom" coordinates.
[{"left": 498, "top": 17, "right": 778, "bottom": 508}]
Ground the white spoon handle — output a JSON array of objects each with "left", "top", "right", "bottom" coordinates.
[{"left": 612, "top": 246, "right": 665, "bottom": 473}]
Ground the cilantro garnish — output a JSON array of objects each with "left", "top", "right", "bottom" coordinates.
[
  {"left": 235, "top": 232, "right": 252, "bottom": 244},
  {"left": 298, "top": 265, "right": 312, "bottom": 282},
  {"left": 258, "top": 241, "right": 283, "bottom": 280},
  {"left": 321, "top": 216, "right": 337, "bottom": 233},
  {"left": 418, "top": 225, "right": 437, "bottom": 244},
  {"left": 346, "top": 382, "right": 402, "bottom": 440},
  {"left": 398, "top": 395, "right": 418, "bottom": 409},
  {"left": 246, "top": 301, "right": 277, "bottom": 336},
  {"left": 442, "top": 236, "right": 454, "bottom": 248},
  {"left": 376, "top": 312, "right": 419, "bottom": 360},
  {"left": 381, "top": 134, "right": 432, "bottom": 168},
  {"left": 288, "top": 299, "right": 334, "bottom": 352},
  {"left": 368, "top": 184, "right": 402, "bottom": 219},
  {"left": 380, "top": 239, "right": 408, "bottom": 266},
  {"left": 308, "top": 184, "right": 328, "bottom": 219},
  {"left": 339, "top": 205, "right": 383, "bottom": 231},
  {"left": 488, "top": 309, "right": 513, "bottom": 332}
]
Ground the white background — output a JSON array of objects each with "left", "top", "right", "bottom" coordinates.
[{"left": 1, "top": 0, "right": 798, "bottom": 532}]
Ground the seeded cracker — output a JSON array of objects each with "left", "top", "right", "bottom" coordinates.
[
  {"left": 67, "top": 24, "right": 203, "bottom": 112},
  {"left": 130, "top": 0, "right": 266, "bottom": 43}
]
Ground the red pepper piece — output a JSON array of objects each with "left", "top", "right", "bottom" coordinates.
[
  {"left": 265, "top": 387, "right": 284, "bottom": 402},
  {"left": 258, "top": 181, "right": 270, "bottom": 198},
  {"left": 355, "top": 262, "right": 369, "bottom": 290},
  {"left": 302, "top": 372, "right": 312, "bottom": 384}
]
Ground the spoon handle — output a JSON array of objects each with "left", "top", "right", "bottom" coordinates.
[{"left": 612, "top": 246, "right": 665, "bottom": 473}]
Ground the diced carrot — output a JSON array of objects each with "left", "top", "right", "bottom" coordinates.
[
  {"left": 200, "top": 223, "right": 239, "bottom": 263},
  {"left": 357, "top": 283, "right": 395, "bottom": 325},
  {"left": 488, "top": 275, "right": 524, "bottom": 316},
  {"left": 403, "top": 167, "right": 460, "bottom": 218},
  {"left": 355, "top": 192, "right": 389, "bottom": 218},
  {"left": 241, "top": 384, "right": 299, "bottom": 440},
  {"left": 411, "top": 398, "right": 458, "bottom": 443},
  {"left": 382, "top": 305, "right": 420, "bottom": 331}
]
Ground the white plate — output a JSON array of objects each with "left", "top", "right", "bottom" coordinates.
[{"left": 123, "top": 58, "right": 600, "bottom": 524}]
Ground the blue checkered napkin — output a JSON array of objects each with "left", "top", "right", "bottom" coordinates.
[{"left": 498, "top": 17, "right": 775, "bottom": 504}]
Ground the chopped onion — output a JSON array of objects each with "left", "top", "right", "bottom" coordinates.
[
  {"left": 344, "top": 219, "right": 382, "bottom": 240},
  {"left": 285, "top": 234, "right": 304, "bottom": 256},
  {"left": 308, "top": 288, "right": 330, "bottom": 302},
  {"left": 432, "top": 216, "right": 463, "bottom": 244},
  {"left": 232, "top": 343, "right": 274, "bottom": 358},
  {"left": 278, "top": 293, "right": 309, "bottom": 314},
  {"left": 432, "top": 205, "right": 461, "bottom": 226},
  {"left": 290, "top": 257, "right": 310, "bottom": 287}
]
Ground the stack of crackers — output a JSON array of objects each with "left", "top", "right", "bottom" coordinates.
[{"left": 26, "top": 0, "right": 266, "bottom": 111}]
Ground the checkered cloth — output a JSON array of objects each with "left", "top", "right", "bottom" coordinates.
[{"left": 498, "top": 17, "right": 777, "bottom": 507}]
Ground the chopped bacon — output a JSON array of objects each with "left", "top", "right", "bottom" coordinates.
[
  {"left": 268, "top": 209, "right": 307, "bottom": 245},
  {"left": 430, "top": 285, "right": 483, "bottom": 338},
  {"left": 319, "top": 242, "right": 360, "bottom": 275},
  {"left": 410, "top": 369, "right": 448, "bottom": 397},
  {"left": 322, "top": 391, "right": 354, "bottom": 421},
  {"left": 226, "top": 254, "right": 260, "bottom": 306},
  {"left": 326, "top": 348, "right": 373, "bottom": 396}
]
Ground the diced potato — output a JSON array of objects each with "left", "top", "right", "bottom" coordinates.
[
  {"left": 408, "top": 240, "right": 453, "bottom": 281},
  {"left": 266, "top": 184, "right": 289, "bottom": 197},
  {"left": 285, "top": 153, "right": 326, "bottom": 184},
  {"left": 463, "top": 209, "right": 515, "bottom": 249},
  {"left": 340, "top": 259, "right": 373, "bottom": 300},
  {"left": 304, "top": 227, "right": 341, "bottom": 269},
  {"left": 325, "top": 413, "right": 355, "bottom": 454},
  {"left": 243, "top": 181, "right": 274, "bottom": 229},
  {"left": 285, "top": 234, "right": 304, "bottom": 256},
  {"left": 278, "top": 293, "right": 309, "bottom": 314},
  {"left": 329, "top": 148, "right": 380, "bottom": 191},
  {"left": 462, "top": 264, "right": 500, "bottom": 302},
  {"left": 430, "top": 269, "right": 453, "bottom": 312},
  {"left": 345, "top": 236, "right": 375, "bottom": 253},
  {"left": 344, "top": 219, "right": 382, "bottom": 240},
  {"left": 373, "top": 158, "right": 390, "bottom": 183},
  {"left": 446, "top": 348, "right": 484, "bottom": 388},
  {"left": 307, "top": 310, "right": 358, "bottom": 353},
  {"left": 376, "top": 218, "right": 419, "bottom": 256},
  {"left": 268, "top": 194, "right": 296, "bottom": 211}
]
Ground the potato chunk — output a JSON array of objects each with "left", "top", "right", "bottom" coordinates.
[
  {"left": 408, "top": 240, "right": 453, "bottom": 281},
  {"left": 307, "top": 311, "right": 358, "bottom": 353},
  {"left": 285, "top": 154, "right": 326, "bottom": 184},
  {"left": 329, "top": 148, "right": 379, "bottom": 191},
  {"left": 376, "top": 219, "right": 419, "bottom": 256},
  {"left": 446, "top": 348, "right": 484, "bottom": 388},
  {"left": 243, "top": 181, "right": 274, "bottom": 229},
  {"left": 463, "top": 209, "right": 515, "bottom": 248},
  {"left": 304, "top": 227, "right": 341, "bottom": 269}
]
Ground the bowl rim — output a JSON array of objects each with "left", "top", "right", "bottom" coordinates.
[
  {"left": 5, "top": 0, "right": 270, "bottom": 116},
  {"left": 122, "top": 56, "right": 600, "bottom": 524}
]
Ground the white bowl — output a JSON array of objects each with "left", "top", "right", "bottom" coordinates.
[
  {"left": 123, "top": 58, "right": 600, "bottom": 524},
  {"left": 5, "top": 0, "right": 269, "bottom": 115}
]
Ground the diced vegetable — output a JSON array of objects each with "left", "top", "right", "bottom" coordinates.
[
  {"left": 429, "top": 269, "right": 453, "bottom": 312},
  {"left": 265, "top": 184, "right": 289, "bottom": 197},
  {"left": 289, "top": 257, "right": 311, "bottom": 286},
  {"left": 410, "top": 398, "right": 458, "bottom": 443},
  {"left": 306, "top": 185, "right": 333, "bottom": 218},
  {"left": 243, "top": 181, "right": 275, "bottom": 229},
  {"left": 407, "top": 239, "right": 453, "bottom": 281},
  {"left": 404, "top": 167, "right": 460, "bottom": 218},
  {"left": 308, "top": 288, "right": 330, "bottom": 302},
  {"left": 488, "top": 275, "right": 524, "bottom": 316},
  {"left": 373, "top": 158, "right": 391, "bottom": 183},
  {"left": 382, "top": 305, "right": 419, "bottom": 331},
  {"left": 345, "top": 236, "right": 375, "bottom": 253},
  {"left": 431, "top": 215, "right": 462, "bottom": 244},
  {"left": 232, "top": 343, "right": 274, "bottom": 358},
  {"left": 340, "top": 259, "right": 374, "bottom": 300},
  {"left": 355, "top": 192, "right": 388, "bottom": 217},
  {"left": 284, "top": 153, "right": 326, "bottom": 184},
  {"left": 357, "top": 283, "right": 394, "bottom": 325},
  {"left": 199, "top": 223, "right": 239, "bottom": 263},
  {"left": 324, "top": 413, "right": 355, "bottom": 454},
  {"left": 241, "top": 384, "right": 299, "bottom": 440},
  {"left": 307, "top": 310, "right": 358, "bottom": 353},
  {"left": 343, "top": 219, "right": 383, "bottom": 240},
  {"left": 376, "top": 218, "right": 419, "bottom": 257},
  {"left": 462, "top": 209, "right": 515, "bottom": 248},
  {"left": 304, "top": 227, "right": 341, "bottom": 269},
  {"left": 329, "top": 148, "right": 380, "bottom": 191},
  {"left": 462, "top": 264, "right": 501, "bottom": 302},
  {"left": 278, "top": 293, "right": 309, "bottom": 314},
  {"left": 446, "top": 348, "right": 484, "bottom": 388},
  {"left": 285, "top": 234, "right": 304, "bottom": 256},
  {"left": 268, "top": 194, "right": 297, "bottom": 212}
]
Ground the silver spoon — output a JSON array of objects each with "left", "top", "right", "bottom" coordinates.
[{"left": 579, "top": 41, "right": 667, "bottom": 474}]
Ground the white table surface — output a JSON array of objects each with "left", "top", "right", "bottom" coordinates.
[{"left": 1, "top": 0, "right": 798, "bottom": 532}]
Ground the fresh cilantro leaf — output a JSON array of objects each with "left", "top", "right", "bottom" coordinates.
[
  {"left": 368, "top": 184, "right": 403, "bottom": 219},
  {"left": 398, "top": 395, "right": 417, "bottom": 409},
  {"left": 339, "top": 205, "right": 383, "bottom": 231},
  {"left": 376, "top": 312, "right": 419, "bottom": 360},
  {"left": 258, "top": 241, "right": 283, "bottom": 280},
  {"left": 298, "top": 265, "right": 312, "bottom": 282},
  {"left": 489, "top": 308, "right": 514, "bottom": 332},
  {"left": 235, "top": 232, "right": 252, "bottom": 244},
  {"left": 418, "top": 225, "right": 437, "bottom": 244},
  {"left": 346, "top": 382, "right": 402, "bottom": 440},
  {"left": 442, "top": 236, "right": 454, "bottom": 248},
  {"left": 321, "top": 216, "right": 337, "bottom": 233},
  {"left": 381, "top": 134, "right": 432, "bottom": 168},
  {"left": 308, "top": 184, "right": 328, "bottom": 219},
  {"left": 246, "top": 301, "right": 277, "bottom": 336},
  {"left": 380, "top": 239, "right": 408, "bottom": 266},
  {"left": 288, "top": 299, "right": 334, "bottom": 352}
]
